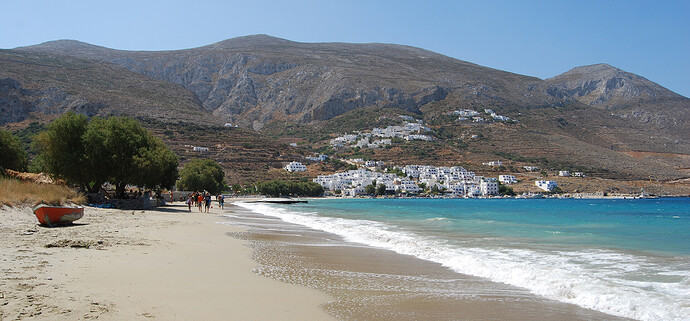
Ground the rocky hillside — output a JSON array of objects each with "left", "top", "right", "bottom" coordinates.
[
  {"left": 3, "top": 35, "right": 688, "bottom": 182},
  {"left": 18, "top": 35, "right": 563, "bottom": 130},
  {"left": 546, "top": 63, "right": 688, "bottom": 131},
  {"left": 0, "top": 50, "right": 209, "bottom": 126}
]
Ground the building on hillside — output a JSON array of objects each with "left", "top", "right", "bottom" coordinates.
[
  {"left": 535, "top": 180, "right": 558, "bottom": 192},
  {"left": 284, "top": 161, "right": 307, "bottom": 172},
  {"left": 192, "top": 146, "right": 209, "bottom": 153},
  {"left": 480, "top": 180, "right": 499, "bottom": 196},
  {"left": 523, "top": 166, "right": 539, "bottom": 171},
  {"left": 573, "top": 172, "right": 585, "bottom": 177},
  {"left": 483, "top": 160, "right": 503, "bottom": 166},
  {"left": 499, "top": 175, "right": 517, "bottom": 184},
  {"left": 559, "top": 171, "right": 571, "bottom": 177}
]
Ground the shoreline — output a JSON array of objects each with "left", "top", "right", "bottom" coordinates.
[
  {"left": 226, "top": 200, "right": 636, "bottom": 321},
  {"left": 0, "top": 203, "right": 334, "bottom": 320}
]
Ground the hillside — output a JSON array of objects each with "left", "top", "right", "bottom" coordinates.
[
  {"left": 18, "top": 35, "right": 562, "bottom": 129},
  {"left": 0, "top": 50, "right": 209, "bottom": 126},
  {"left": 3, "top": 35, "right": 689, "bottom": 184}
]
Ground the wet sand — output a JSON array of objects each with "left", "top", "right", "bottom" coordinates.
[{"left": 226, "top": 202, "right": 632, "bottom": 320}]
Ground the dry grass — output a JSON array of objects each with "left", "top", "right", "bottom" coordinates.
[{"left": 0, "top": 179, "right": 85, "bottom": 207}]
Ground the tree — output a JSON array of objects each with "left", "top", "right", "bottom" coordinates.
[
  {"left": 365, "top": 184, "right": 376, "bottom": 195},
  {"left": 0, "top": 128, "right": 28, "bottom": 172},
  {"left": 376, "top": 183, "right": 387, "bottom": 196},
  {"left": 254, "top": 180, "right": 324, "bottom": 197},
  {"left": 498, "top": 183, "right": 516, "bottom": 196},
  {"left": 36, "top": 113, "right": 179, "bottom": 195},
  {"left": 134, "top": 136, "right": 179, "bottom": 191},
  {"left": 35, "top": 112, "right": 89, "bottom": 188},
  {"left": 177, "top": 159, "right": 226, "bottom": 194}
]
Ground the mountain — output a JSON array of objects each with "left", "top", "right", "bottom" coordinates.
[
  {"left": 0, "top": 49, "right": 208, "bottom": 125},
  {"left": 4, "top": 35, "right": 689, "bottom": 183},
  {"left": 546, "top": 63, "right": 687, "bottom": 130},
  {"left": 17, "top": 35, "right": 563, "bottom": 130}
]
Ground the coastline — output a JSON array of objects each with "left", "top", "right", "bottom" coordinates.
[
  {"left": 0, "top": 202, "right": 334, "bottom": 320},
  {"left": 226, "top": 200, "right": 636, "bottom": 321}
]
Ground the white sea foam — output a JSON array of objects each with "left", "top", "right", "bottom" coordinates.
[{"left": 235, "top": 202, "right": 690, "bottom": 321}]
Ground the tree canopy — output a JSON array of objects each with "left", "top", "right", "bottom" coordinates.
[
  {"left": 0, "top": 128, "right": 28, "bottom": 172},
  {"left": 35, "top": 112, "right": 179, "bottom": 196},
  {"left": 255, "top": 180, "right": 323, "bottom": 197},
  {"left": 176, "top": 158, "right": 226, "bottom": 194}
]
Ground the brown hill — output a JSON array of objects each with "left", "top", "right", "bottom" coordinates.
[
  {"left": 18, "top": 35, "right": 562, "bottom": 129},
  {"left": 5, "top": 35, "right": 689, "bottom": 183},
  {"left": 0, "top": 50, "right": 208, "bottom": 126}
]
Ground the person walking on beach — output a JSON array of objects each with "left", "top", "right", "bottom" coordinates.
[
  {"left": 217, "top": 194, "right": 224, "bottom": 210},
  {"left": 204, "top": 193, "right": 212, "bottom": 213},
  {"left": 186, "top": 195, "right": 192, "bottom": 212},
  {"left": 197, "top": 193, "right": 204, "bottom": 212}
]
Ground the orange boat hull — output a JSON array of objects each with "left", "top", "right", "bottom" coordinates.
[{"left": 33, "top": 204, "right": 84, "bottom": 227}]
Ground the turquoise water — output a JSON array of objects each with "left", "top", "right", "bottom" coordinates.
[
  {"left": 236, "top": 198, "right": 690, "bottom": 321},
  {"left": 296, "top": 198, "right": 690, "bottom": 255}
]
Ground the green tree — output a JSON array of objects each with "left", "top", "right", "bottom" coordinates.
[
  {"left": 365, "top": 184, "right": 376, "bottom": 195},
  {"left": 0, "top": 128, "right": 28, "bottom": 172},
  {"left": 177, "top": 159, "right": 226, "bottom": 194},
  {"left": 35, "top": 112, "right": 89, "bottom": 188},
  {"left": 376, "top": 183, "right": 387, "bottom": 196},
  {"left": 134, "top": 136, "right": 179, "bottom": 191},
  {"left": 498, "top": 183, "right": 516, "bottom": 196},
  {"left": 36, "top": 113, "right": 179, "bottom": 195}
]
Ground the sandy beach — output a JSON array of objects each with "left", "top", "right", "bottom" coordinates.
[{"left": 0, "top": 202, "right": 334, "bottom": 320}]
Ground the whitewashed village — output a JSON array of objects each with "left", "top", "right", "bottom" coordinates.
[
  {"left": 285, "top": 156, "right": 572, "bottom": 198},
  {"left": 278, "top": 113, "right": 568, "bottom": 198}
]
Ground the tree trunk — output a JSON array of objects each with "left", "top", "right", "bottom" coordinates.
[{"left": 116, "top": 183, "right": 126, "bottom": 199}]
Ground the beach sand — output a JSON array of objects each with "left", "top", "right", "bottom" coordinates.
[{"left": 0, "top": 202, "right": 334, "bottom": 320}]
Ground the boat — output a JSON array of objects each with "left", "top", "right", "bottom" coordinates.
[{"left": 32, "top": 203, "right": 84, "bottom": 227}]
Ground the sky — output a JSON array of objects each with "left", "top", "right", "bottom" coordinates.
[{"left": 2, "top": 0, "right": 689, "bottom": 97}]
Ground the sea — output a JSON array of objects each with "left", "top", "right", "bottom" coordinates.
[{"left": 232, "top": 198, "right": 689, "bottom": 321}]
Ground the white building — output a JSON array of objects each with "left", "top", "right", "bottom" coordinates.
[
  {"left": 559, "top": 171, "right": 571, "bottom": 177},
  {"left": 523, "top": 166, "right": 539, "bottom": 172},
  {"left": 483, "top": 160, "right": 503, "bottom": 166},
  {"left": 394, "top": 178, "right": 421, "bottom": 194},
  {"left": 192, "top": 146, "right": 209, "bottom": 153},
  {"left": 535, "top": 180, "right": 558, "bottom": 192},
  {"left": 499, "top": 175, "right": 517, "bottom": 184},
  {"left": 284, "top": 161, "right": 307, "bottom": 172},
  {"left": 305, "top": 154, "right": 329, "bottom": 162},
  {"left": 480, "top": 180, "right": 499, "bottom": 196},
  {"left": 573, "top": 172, "right": 585, "bottom": 177}
]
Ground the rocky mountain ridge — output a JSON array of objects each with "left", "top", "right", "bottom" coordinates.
[
  {"left": 2, "top": 35, "right": 688, "bottom": 182},
  {"left": 16, "top": 35, "right": 686, "bottom": 133}
]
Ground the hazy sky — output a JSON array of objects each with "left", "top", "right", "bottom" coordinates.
[{"left": 3, "top": 0, "right": 689, "bottom": 97}]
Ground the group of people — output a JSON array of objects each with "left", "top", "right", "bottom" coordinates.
[{"left": 185, "top": 191, "right": 224, "bottom": 213}]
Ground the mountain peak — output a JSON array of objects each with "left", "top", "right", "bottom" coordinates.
[
  {"left": 207, "top": 34, "right": 297, "bottom": 49},
  {"left": 546, "top": 63, "right": 683, "bottom": 107},
  {"left": 549, "top": 63, "right": 622, "bottom": 80}
]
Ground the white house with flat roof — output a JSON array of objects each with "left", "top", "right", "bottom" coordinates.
[
  {"left": 535, "top": 180, "right": 558, "bottom": 192},
  {"left": 480, "top": 180, "right": 499, "bottom": 196},
  {"left": 284, "top": 161, "right": 307, "bottom": 172},
  {"left": 499, "top": 175, "right": 517, "bottom": 184}
]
